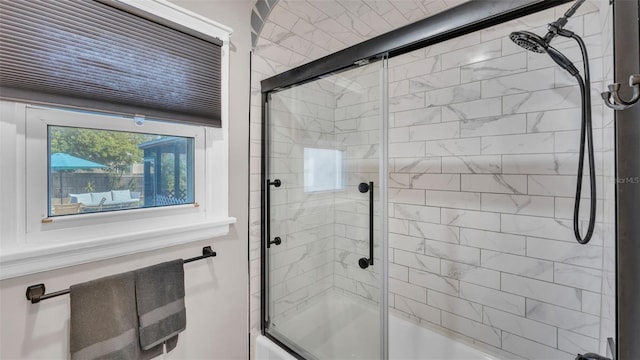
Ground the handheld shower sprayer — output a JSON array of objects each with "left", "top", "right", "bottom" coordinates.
[{"left": 509, "top": 0, "right": 596, "bottom": 245}]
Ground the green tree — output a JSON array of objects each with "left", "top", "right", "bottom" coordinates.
[{"left": 50, "top": 127, "right": 153, "bottom": 186}]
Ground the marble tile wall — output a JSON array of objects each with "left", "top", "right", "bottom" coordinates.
[
  {"left": 385, "top": 2, "right": 614, "bottom": 359},
  {"left": 249, "top": 1, "right": 615, "bottom": 359}
]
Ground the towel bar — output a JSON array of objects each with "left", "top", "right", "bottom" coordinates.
[{"left": 25, "top": 246, "right": 216, "bottom": 304}]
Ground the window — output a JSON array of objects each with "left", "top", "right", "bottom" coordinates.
[
  {"left": 0, "top": 0, "right": 233, "bottom": 280},
  {"left": 48, "top": 126, "right": 195, "bottom": 217},
  {"left": 304, "top": 148, "right": 345, "bottom": 192}
]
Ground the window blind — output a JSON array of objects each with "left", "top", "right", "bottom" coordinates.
[{"left": 0, "top": 0, "right": 222, "bottom": 127}]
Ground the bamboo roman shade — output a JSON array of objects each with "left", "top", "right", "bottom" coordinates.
[{"left": 0, "top": 0, "right": 222, "bottom": 127}]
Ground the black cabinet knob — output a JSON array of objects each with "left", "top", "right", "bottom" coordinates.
[
  {"left": 270, "top": 237, "right": 282, "bottom": 246},
  {"left": 358, "top": 257, "right": 370, "bottom": 269}
]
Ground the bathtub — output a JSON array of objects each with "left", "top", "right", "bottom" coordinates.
[{"left": 256, "top": 291, "right": 498, "bottom": 360}]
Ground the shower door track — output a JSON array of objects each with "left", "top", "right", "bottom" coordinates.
[{"left": 260, "top": 0, "right": 572, "bottom": 94}]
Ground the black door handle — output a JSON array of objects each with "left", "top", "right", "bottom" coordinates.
[
  {"left": 266, "top": 179, "right": 281, "bottom": 249},
  {"left": 358, "top": 181, "right": 374, "bottom": 269},
  {"left": 270, "top": 237, "right": 282, "bottom": 246}
]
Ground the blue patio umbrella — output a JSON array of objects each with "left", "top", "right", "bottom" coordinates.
[{"left": 50, "top": 153, "right": 107, "bottom": 203}]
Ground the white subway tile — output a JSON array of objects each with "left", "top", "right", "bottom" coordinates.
[
  {"left": 483, "top": 307, "right": 557, "bottom": 347},
  {"left": 555, "top": 196, "right": 604, "bottom": 222},
  {"left": 441, "top": 155, "right": 501, "bottom": 173},
  {"left": 502, "top": 332, "right": 572, "bottom": 360},
  {"left": 426, "top": 138, "right": 481, "bottom": 156},
  {"left": 502, "top": 153, "right": 579, "bottom": 175},
  {"left": 389, "top": 48, "right": 425, "bottom": 68},
  {"left": 410, "top": 269, "right": 460, "bottom": 296},
  {"left": 555, "top": 129, "right": 604, "bottom": 153},
  {"left": 527, "top": 107, "right": 582, "bottom": 133},
  {"left": 481, "top": 133, "right": 554, "bottom": 155},
  {"left": 460, "top": 228, "right": 526, "bottom": 255},
  {"left": 460, "top": 53, "right": 527, "bottom": 82},
  {"left": 526, "top": 237, "right": 603, "bottom": 269},
  {"left": 558, "top": 329, "right": 601, "bottom": 356},
  {"left": 442, "top": 98, "right": 502, "bottom": 122},
  {"left": 408, "top": 68, "right": 460, "bottom": 93},
  {"left": 481, "top": 68, "right": 555, "bottom": 98},
  {"left": 389, "top": 218, "right": 409, "bottom": 235},
  {"left": 427, "top": 32, "right": 481, "bottom": 57},
  {"left": 428, "top": 291, "right": 483, "bottom": 322},
  {"left": 389, "top": 262, "right": 409, "bottom": 281},
  {"left": 408, "top": 221, "right": 460, "bottom": 244},
  {"left": 411, "top": 174, "right": 460, "bottom": 191},
  {"left": 554, "top": 263, "right": 602, "bottom": 292},
  {"left": 409, "top": 121, "right": 460, "bottom": 141},
  {"left": 389, "top": 233, "right": 425, "bottom": 253},
  {"left": 442, "top": 208, "right": 501, "bottom": 232},
  {"left": 393, "top": 157, "right": 442, "bottom": 173},
  {"left": 501, "top": 36, "right": 525, "bottom": 56},
  {"left": 393, "top": 107, "right": 441, "bottom": 127},
  {"left": 528, "top": 175, "right": 576, "bottom": 197},
  {"left": 389, "top": 188, "right": 426, "bottom": 205},
  {"left": 389, "top": 173, "right": 411, "bottom": 188},
  {"left": 482, "top": 250, "right": 554, "bottom": 281},
  {"left": 501, "top": 214, "right": 574, "bottom": 242},
  {"left": 461, "top": 174, "right": 527, "bottom": 194},
  {"left": 481, "top": 194, "right": 554, "bottom": 217},
  {"left": 503, "top": 86, "right": 581, "bottom": 114},
  {"left": 426, "top": 190, "right": 481, "bottom": 211},
  {"left": 389, "top": 93, "right": 425, "bottom": 112},
  {"left": 460, "top": 115, "right": 527, "bottom": 138},
  {"left": 426, "top": 82, "right": 482, "bottom": 106},
  {"left": 441, "top": 39, "right": 502, "bottom": 70},
  {"left": 581, "top": 290, "right": 602, "bottom": 316},
  {"left": 394, "top": 249, "right": 440, "bottom": 274},
  {"left": 389, "top": 127, "right": 409, "bottom": 143},
  {"left": 441, "top": 260, "right": 500, "bottom": 289},
  {"left": 390, "top": 278, "right": 427, "bottom": 303},
  {"left": 388, "top": 79, "right": 409, "bottom": 97},
  {"left": 441, "top": 312, "right": 502, "bottom": 347},
  {"left": 394, "top": 203, "right": 441, "bottom": 223},
  {"left": 395, "top": 295, "right": 441, "bottom": 324},
  {"left": 389, "top": 142, "right": 426, "bottom": 158},
  {"left": 502, "top": 273, "right": 582, "bottom": 310},
  {"left": 390, "top": 56, "right": 440, "bottom": 82},
  {"left": 424, "top": 239, "right": 480, "bottom": 266},
  {"left": 526, "top": 300, "right": 600, "bottom": 338},
  {"left": 460, "top": 282, "right": 525, "bottom": 316}
]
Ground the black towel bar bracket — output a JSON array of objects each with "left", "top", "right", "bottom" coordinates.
[{"left": 25, "top": 246, "right": 217, "bottom": 304}]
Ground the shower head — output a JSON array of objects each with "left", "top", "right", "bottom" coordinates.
[
  {"left": 509, "top": 31, "right": 547, "bottom": 53},
  {"left": 509, "top": 30, "right": 580, "bottom": 76}
]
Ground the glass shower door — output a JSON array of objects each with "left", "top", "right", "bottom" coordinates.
[{"left": 263, "top": 59, "right": 386, "bottom": 359}]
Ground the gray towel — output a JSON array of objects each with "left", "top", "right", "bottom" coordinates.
[
  {"left": 70, "top": 272, "right": 163, "bottom": 360},
  {"left": 135, "top": 259, "right": 186, "bottom": 351}
]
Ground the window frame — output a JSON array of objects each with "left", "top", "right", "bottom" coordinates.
[
  {"left": 28, "top": 106, "right": 205, "bottom": 233},
  {"left": 0, "top": 0, "right": 234, "bottom": 280}
]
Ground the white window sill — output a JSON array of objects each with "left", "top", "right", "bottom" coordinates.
[{"left": 0, "top": 216, "right": 236, "bottom": 280}]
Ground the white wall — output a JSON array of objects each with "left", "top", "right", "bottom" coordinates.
[{"left": 0, "top": 1, "right": 252, "bottom": 359}]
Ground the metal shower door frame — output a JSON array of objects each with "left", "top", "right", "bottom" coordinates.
[{"left": 613, "top": 0, "right": 640, "bottom": 359}]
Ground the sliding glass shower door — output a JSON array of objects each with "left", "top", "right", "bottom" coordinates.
[{"left": 263, "top": 59, "right": 387, "bottom": 359}]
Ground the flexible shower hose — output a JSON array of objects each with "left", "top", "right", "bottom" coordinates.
[{"left": 568, "top": 32, "right": 597, "bottom": 244}]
